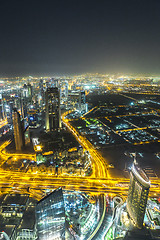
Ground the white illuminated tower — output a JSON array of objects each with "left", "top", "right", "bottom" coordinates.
[{"left": 127, "top": 163, "right": 150, "bottom": 229}]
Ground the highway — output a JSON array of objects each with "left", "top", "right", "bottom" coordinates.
[
  {"left": 0, "top": 112, "right": 159, "bottom": 202},
  {"left": 0, "top": 168, "right": 128, "bottom": 200},
  {"left": 0, "top": 121, "right": 159, "bottom": 240},
  {"left": 0, "top": 111, "right": 159, "bottom": 201},
  {"left": 0, "top": 169, "right": 159, "bottom": 200},
  {"left": 0, "top": 118, "right": 8, "bottom": 129},
  {"left": 62, "top": 111, "right": 108, "bottom": 179},
  {"left": 0, "top": 115, "right": 107, "bottom": 179},
  {"left": 0, "top": 139, "right": 36, "bottom": 164}
]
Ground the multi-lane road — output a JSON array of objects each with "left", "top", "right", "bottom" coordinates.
[
  {"left": 0, "top": 118, "right": 8, "bottom": 129},
  {"left": 62, "top": 111, "right": 108, "bottom": 179},
  {"left": 0, "top": 168, "right": 159, "bottom": 201},
  {"left": 0, "top": 112, "right": 159, "bottom": 201}
]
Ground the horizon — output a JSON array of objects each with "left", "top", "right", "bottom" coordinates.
[{"left": 0, "top": 0, "right": 160, "bottom": 76}]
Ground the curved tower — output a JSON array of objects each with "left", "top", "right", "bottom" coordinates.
[{"left": 126, "top": 163, "right": 150, "bottom": 229}]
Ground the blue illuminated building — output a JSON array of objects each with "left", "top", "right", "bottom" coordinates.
[
  {"left": 36, "top": 187, "right": 65, "bottom": 240},
  {"left": 28, "top": 110, "right": 38, "bottom": 127}
]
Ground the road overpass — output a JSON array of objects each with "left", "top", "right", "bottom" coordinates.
[{"left": 0, "top": 111, "right": 159, "bottom": 200}]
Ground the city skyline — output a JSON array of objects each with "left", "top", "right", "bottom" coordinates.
[
  {"left": 1, "top": 0, "right": 160, "bottom": 239},
  {"left": 0, "top": 0, "right": 160, "bottom": 76},
  {"left": 0, "top": 74, "right": 160, "bottom": 239}
]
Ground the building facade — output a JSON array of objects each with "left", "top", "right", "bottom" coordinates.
[
  {"left": 126, "top": 163, "right": 150, "bottom": 229},
  {"left": 65, "top": 80, "right": 68, "bottom": 99},
  {"left": 36, "top": 188, "right": 65, "bottom": 240},
  {"left": 79, "top": 90, "right": 88, "bottom": 113},
  {"left": 45, "top": 87, "right": 61, "bottom": 131},
  {"left": 12, "top": 109, "right": 24, "bottom": 151},
  {"left": 22, "top": 83, "right": 32, "bottom": 99}
]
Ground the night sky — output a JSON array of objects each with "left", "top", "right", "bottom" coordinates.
[{"left": 0, "top": 0, "right": 160, "bottom": 76}]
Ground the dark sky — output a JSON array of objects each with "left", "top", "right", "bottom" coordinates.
[{"left": 0, "top": 0, "right": 160, "bottom": 76}]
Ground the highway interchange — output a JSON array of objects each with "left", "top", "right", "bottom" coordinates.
[{"left": 0, "top": 114, "right": 160, "bottom": 201}]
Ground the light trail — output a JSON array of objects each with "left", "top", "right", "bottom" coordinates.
[
  {"left": 0, "top": 114, "right": 159, "bottom": 202},
  {"left": 87, "top": 195, "right": 106, "bottom": 240},
  {"left": 62, "top": 111, "right": 108, "bottom": 178},
  {"left": 0, "top": 140, "right": 36, "bottom": 162},
  {"left": 0, "top": 117, "right": 8, "bottom": 129}
]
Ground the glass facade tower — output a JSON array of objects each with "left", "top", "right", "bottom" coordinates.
[
  {"left": 126, "top": 163, "right": 150, "bottom": 229},
  {"left": 36, "top": 188, "right": 65, "bottom": 240}
]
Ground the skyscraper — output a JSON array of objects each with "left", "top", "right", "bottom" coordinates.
[
  {"left": 22, "top": 84, "right": 28, "bottom": 98},
  {"left": 12, "top": 109, "right": 24, "bottom": 151},
  {"left": 22, "top": 83, "right": 32, "bottom": 101},
  {"left": 0, "top": 91, "right": 6, "bottom": 120},
  {"left": 126, "top": 163, "right": 150, "bottom": 229},
  {"left": 45, "top": 87, "right": 61, "bottom": 131},
  {"left": 27, "top": 83, "right": 32, "bottom": 99},
  {"left": 51, "top": 78, "right": 59, "bottom": 88},
  {"left": 65, "top": 80, "right": 68, "bottom": 99},
  {"left": 79, "top": 90, "right": 87, "bottom": 112},
  {"left": 35, "top": 188, "right": 65, "bottom": 240},
  {"left": 39, "top": 79, "right": 44, "bottom": 100}
]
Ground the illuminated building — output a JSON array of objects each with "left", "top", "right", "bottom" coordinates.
[
  {"left": 12, "top": 109, "right": 25, "bottom": 151},
  {"left": 39, "top": 79, "right": 44, "bottom": 105},
  {"left": 68, "top": 91, "right": 79, "bottom": 103},
  {"left": 65, "top": 80, "right": 68, "bottom": 99},
  {"left": 36, "top": 187, "right": 65, "bottom": 240},
  {"left": 79, "top": 90, "right": 85, "bottom": 108},
  {"left": 0, "top": 93, "right": 6, "bottom": 120},
  {"left": 0, "top": 92, "right": 3, "bottom": 120},
  {"left": 27, "top": 83, "right": 32, "bottom": 98},
  {"left": 45, "top": 87, "right": 61, "bottom": 131},
  {"left": 126, "top": 163, "right": 150, "bottom": 229},
  {"left": 28, "top": 110, "right": 38, "bottom": 128},
  {"left": 51, "top": 78, "right": 59, "bottom": 88},
  {"left": 0, "top": 101, "right": 3, "bottom": 120},
  {"left": 24, "top": 126, "right": 30, "bottom": 145},
  {"left": 79, "top": 90, "right": 87, "bottom": 112},
  {"left": 0, "top": 194, "right": 36, "bottom": 240},
  {"left": 22, "top": 84, "right": 28, "bottom": 98},
  {"left": 22, "top": 83, "right": 33, "bottom": 100},
  {"left": 39, "top": 79, "right": 44, "bottom": 94}
]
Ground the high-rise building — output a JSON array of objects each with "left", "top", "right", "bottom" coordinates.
[
  {"left": 0, "top": 100, "right": 3, "bottom": 120},
  {"left": 12, "top": 109, "right": 24, "bottom": 151},
  {"left": 51, "top": 78, "right": 59, "bottom": 88},
  {"left": 39, "top": 79, "right": 44, "bottom": 100},
  {"left": 28, "top": 110, "right": 38, "bottom": 128},
  {"left": 65, "top": 80, "right": 68, "bottom": 99},
  {"left": 0, "top": 194, "right": 36, "bottom": 240},
  {"left": 126, "top": 163, "right": 150, "bottom": 229},
  {"left": 0, "top": 92, "right": 2, "bottom": 120},
  {"left": 0, "top": 93, "right": 6, "bottom": 120},
  {"left": 22, "top": 83, "right": 32, "bottom": 100},
  {"left": 35, "top": 187, "right": 65, "bottom": 240},
  {"left": 27, "top": 83, "right": 32, "bottom": 99},
  {"left": 79, "top": 90, "right": 87, "bottom": 112},
  {"left": 22, "top": 84, "right": 28, "bottom": 98},
  {"left": 45, "top": 87, "right": 61, "bottom": 131}
]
